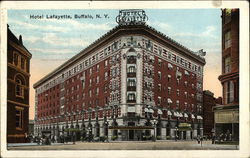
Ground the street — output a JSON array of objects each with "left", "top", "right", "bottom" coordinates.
[{"left": 8, "top": 140, "right": 239, "bottom": 150}]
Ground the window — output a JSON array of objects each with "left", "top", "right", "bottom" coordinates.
[
  {"left": 89, "top": 90, "right": 92, "bottom": 98},
  {"left": 16, "top": 76, "right": 25, "bottom": 98},
  {"left": 184, "top": 81, "right": 188, "bottom": 87},
  {"left": 177, "top": 89, "right": 180, "bottom": 96},
  {"left": 167, "top": 75, "right": 171, "bottom": 82},
  {"left": 192, "top": 84, "right": 194, "bottom": 89},
  {"left": 16, "top": 106, "right": 23, "bottom": 129},
  {"left": 158, "top": 71, "right": 162, "bottom": 80},
  {"left": 21, "top": 57, "right": 26, "bottom": 70},
  {"left": 127, "top": 93, "right": 136, "bottom": 101},
  {"left": 184, "top": 92, "right": 188, "bottom": 98},
  {"left": 168, "top": 87, "right": 171, "bottom": 95},
  {"left": 176, "top": 100, "right": 179, "bottom": 109},
  {"left": 96, "top": 88, "right": 99, "bottom": 96},
  {"left": 104, "top": 72, "right": 109, "bottom": 80},
  {"left": 177, "top": 79, "right": 180, "bottom": 85},
  {"left": 104, "top": 84, "right": 108, "bottom": 93},
  {"left": 97, "top": 64, "right": 100, "bottom": 71},
  {"left": 112, "top": 67, "right": 117, "bottom": 77},
  {"left": 224, "top": 81, "right": 234, "bottom": 104},
  {"left": 14, "top": 52, "right": 19, "bottom": 66},
  {"left": 96, "top": 76, "right": 99, "bottom": 83},
  {"left": 225, "top": 9, "right": 231, "bottom": 24},
  {"left": 158, "top": 97, "right": 162, "bottom": 105},
  {"left": 158, "top": 84, "right": 162, "bottom": 92},
  {"left": 158, "top": 59, "right": 162, "bottom": 67},
  {"left": 105, "top": 60, "right": 108, "bottom": 67},
  {"left": 225, "top": 31, "right": 231, "bottom": 49},
  {"left": 224, "top": 57, "right": 231, "bottom": 73},
  {"left": 128, "top": 79, "right": 136, "bottom": 87},
  {"left": 128, "top": 66, "right": 136, "bottom": 73},
  {"left": 89, "top": 68, "right": 92, "bottom": 75}
]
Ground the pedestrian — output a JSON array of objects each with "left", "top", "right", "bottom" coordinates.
[{"left": 197, "top": 135, "right": 200, "bottom": 144}]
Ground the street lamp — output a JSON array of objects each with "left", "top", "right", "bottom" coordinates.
[
  {"left": 152, "top": 119, "right": 157, "bottom": 142},
  {"left": 175, "top": 126, "right": 178, "bottom": 141},
  {"left": 88, "top": 127, "right": 92, "bottom": 142}
]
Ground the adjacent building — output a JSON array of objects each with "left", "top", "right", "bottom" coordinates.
[
  {"left": 29, "top": 120, "right": 35, "bottom": 135},
  {"left": 33, "top": 10, "right": 206, "bottom": 141},
  {"left": 202, "top": 90, "right": 218, "bottom": 139},
  {"left": 7, "top": 25, "right": 32, "bottom": 143},
  {"left": 213, "top": 9, "right": 239, "bottom": 141}
]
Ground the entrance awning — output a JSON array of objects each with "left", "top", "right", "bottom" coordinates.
[
  {"left": 109, "top": 126, "right": 154, "bottom": 130},
  {"left": 178, "top": 127, "right": 192, "bottom": 131}
]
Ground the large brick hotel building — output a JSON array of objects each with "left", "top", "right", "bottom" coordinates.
[{"left": 33, "top": 10, "right": 206, "bottom": 141}]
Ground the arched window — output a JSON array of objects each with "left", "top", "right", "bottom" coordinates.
[{"left": 15, "top": 75, "right": 25, "bottom": 98}]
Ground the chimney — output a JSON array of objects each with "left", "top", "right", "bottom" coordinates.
[{"left": 19, "top": 35, "right": 23, "bottom": 45}]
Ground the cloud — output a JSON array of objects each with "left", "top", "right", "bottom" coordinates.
[
  {"left": 148, "top": 21, "right": 173, "bottom": 33},
  {"left": 174, "top": 25, "right": 218, "bottom": 39},
  {"left": 42, "top": 33, "right": 90, "bottom": 47},
  {"left": 24, "top": 33, "right": 90, "bottom": 48},
  {"left": 9, "top": 20, "right": 70, "bottom": 33},
  {"left": 29, "top": 48, "right": 74, "bottom": 54}
]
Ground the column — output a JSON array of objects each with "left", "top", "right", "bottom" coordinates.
[
  {"left": 117, "top": 129, "right": 122, "bottom": 141},
  {"left": 161, "top": 128, "right": 166, "bottom": 140}
]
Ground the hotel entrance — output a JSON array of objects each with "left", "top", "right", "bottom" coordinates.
[{"left": 109, "top": 125, "right": 154, "bottom": 141}]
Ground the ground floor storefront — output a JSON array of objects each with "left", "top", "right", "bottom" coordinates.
[
  {"left": 213, "top": 104, "right": 239, "bottom": 142},
  {"left": 34, "top": 118, "right": 203, "bottom": 142}
]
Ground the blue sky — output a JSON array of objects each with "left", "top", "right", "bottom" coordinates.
[{"left": 7, "top": 9, "right": 222, "bottom": 119}]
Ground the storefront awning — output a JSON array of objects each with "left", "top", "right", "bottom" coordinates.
[
  {"left": 158, "top": 109, "right": 163, "bottom": 115},
  {"left": 109, "top": 126, "right": 154, "bottom": 130},
  {"left": 178, "top": 123, "right": 192, "bottom": 131},
  {"left": 191, "top": 114, "right": 195, "bottom": 119},
  {"left": 197, "top": 115, "right": 203, "bottom": 120},
  {"left": 184, "top": 113, "right": 188, "bottom": 118},
  {"left": 167, "top": 110, "right": 172, "bottom": 116}
]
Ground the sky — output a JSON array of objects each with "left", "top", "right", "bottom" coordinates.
[{"left": 7, "top": 9, "right": 222, "bottom": 120}]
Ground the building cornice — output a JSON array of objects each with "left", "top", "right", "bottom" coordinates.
[
  {"left": 34, "top": 24, "right": 205, "bottom": 88},
  {"left": 218, "top": 71, "right": 239, "bottom": 83},
  {"left": 9, "top": 40, "right": 32, "bottom": 58},
  {"left": 7, "top": 100, "right": 30, "bottom": 108}
]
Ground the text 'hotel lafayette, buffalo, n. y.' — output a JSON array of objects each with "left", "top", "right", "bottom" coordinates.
[{"left": 33, "top": 9, "right": 206, "bottom": 141}]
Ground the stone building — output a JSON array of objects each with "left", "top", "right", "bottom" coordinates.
[
  {"left": 33, "top": 10, "right": 206, "bottom": 141},
  {"left": 7, "top": 25, "right": 32, "bottom": 143}
]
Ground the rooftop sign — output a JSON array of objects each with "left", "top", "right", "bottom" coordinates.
[{"left": 116, "top": 9, "right": 148, "bottom": 25}]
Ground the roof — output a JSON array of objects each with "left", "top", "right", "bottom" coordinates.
[
  {"left": 34, "top": 24, "right": 206, "bottom": 88},
  {"left": 7, "top": 25, "right": 32, "bottom": 57}
]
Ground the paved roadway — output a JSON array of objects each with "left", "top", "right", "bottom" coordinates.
[{"left": 8, "top": 140, "right": 239, "bottom": 150}]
